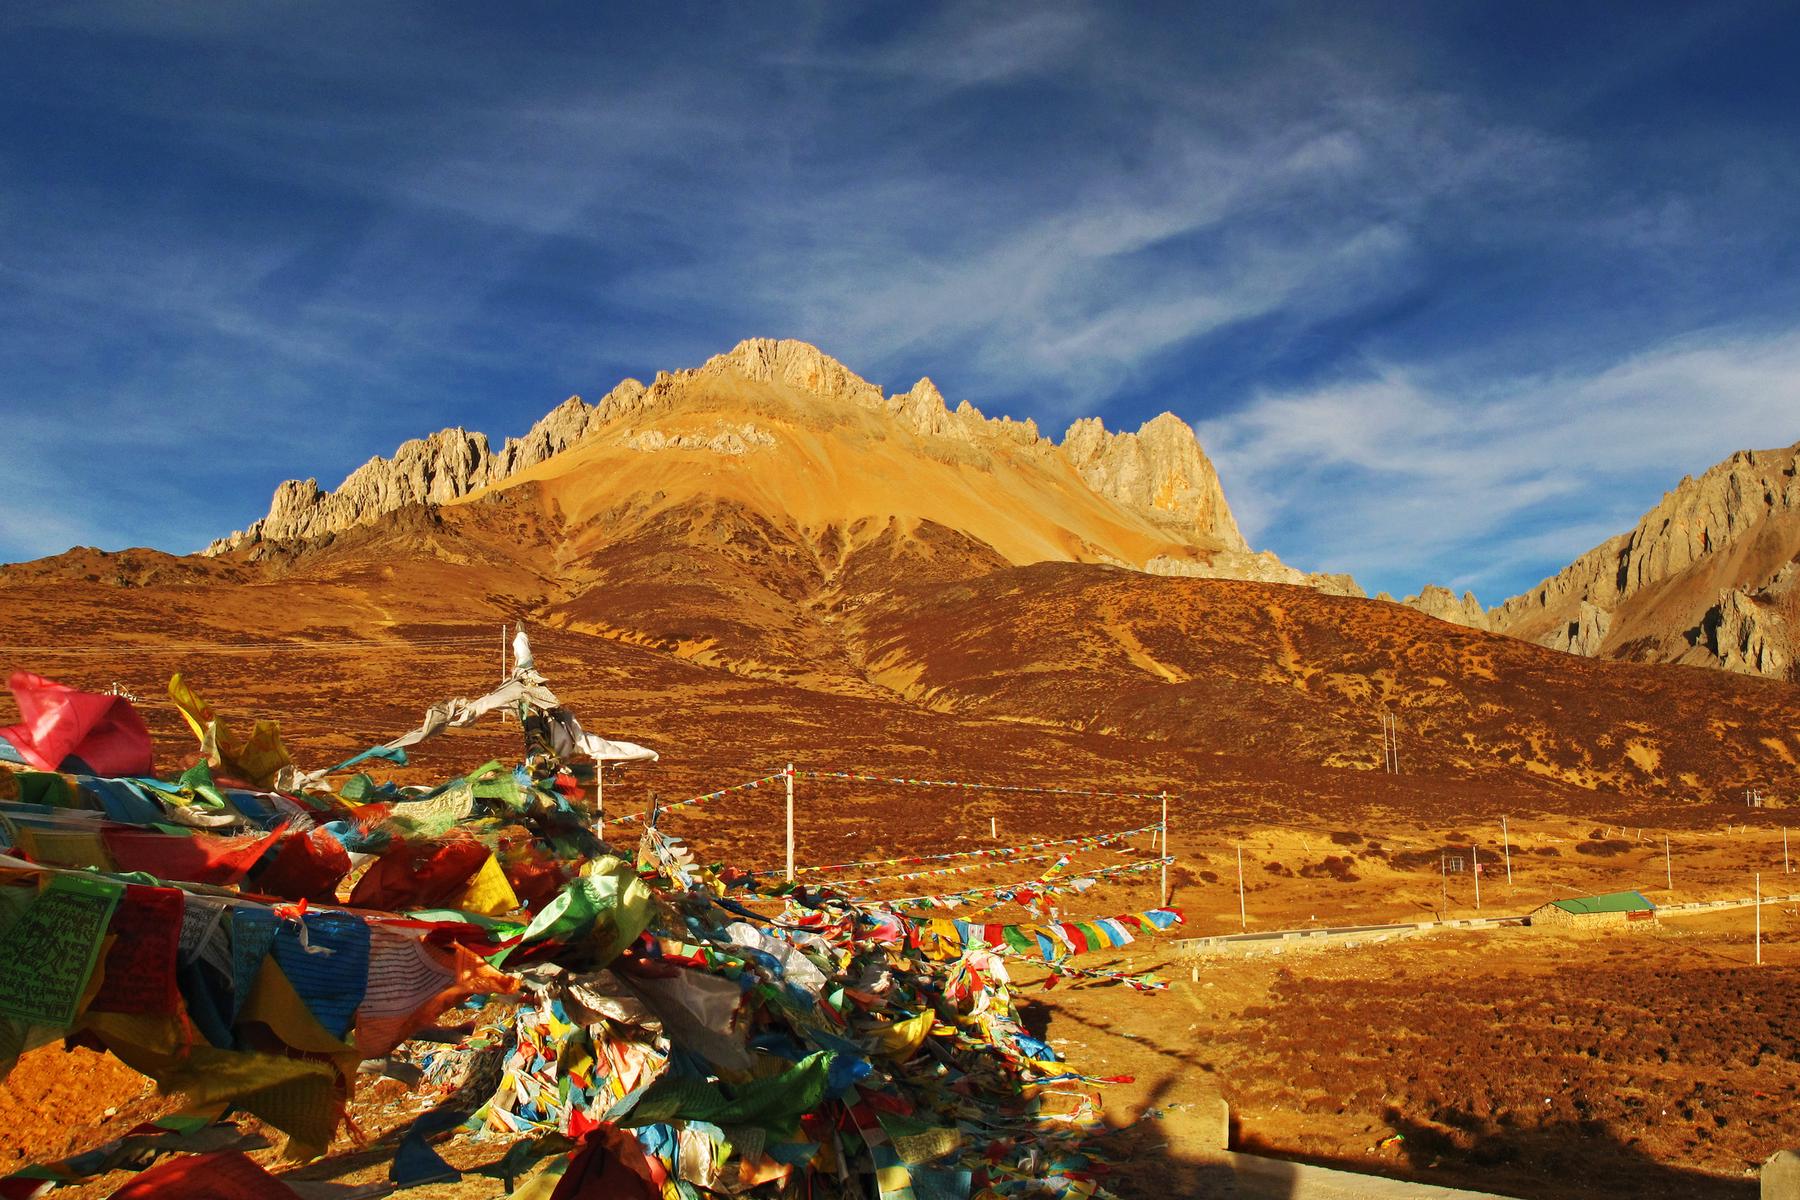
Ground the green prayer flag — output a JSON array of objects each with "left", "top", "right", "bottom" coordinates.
[
  {"left": 622, "top": 1052, "right": 837, "bottom": 1132},
  {"left": 0, "top": 873, "right": 122, "bottom": 1027}
]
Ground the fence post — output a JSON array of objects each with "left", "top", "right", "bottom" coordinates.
[{"left": 1160, "top": 792, "right": 1170, "bottom": 907}]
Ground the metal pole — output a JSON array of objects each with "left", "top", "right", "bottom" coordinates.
[
  {"left": 1502, "top": 816, "right": 1513, "bottom": 885},
  {"left": 501, "top": 623, "right": 507, "bottom": 682},
  {"left": 1473, "top": 844, "right": 1481, "bottom": 910},
  {"left": 1236, "top": 844, "right": 1246, "bottom": 930},
  {"left": 1786, "top": 827, "right": 1790, "bottom": 874},
  {"left": 1160, "top": 792, "right": 1170, "bottom": 907},
  {"left": 1756, "top": 872, "right": 1762, "bottom": 965},
  {"left": 785, "top": 763, "right": 796, "bottom": 883},
  {"left": 595, "top": 761, "right": 604, "bottom": 842},
  {"left": 991, "top": 816, "right": 997, "bottom": 840},
  {"left": 1441, "top": 853, "right": 1447, "bottom": 911},
  {"left": 1665, "top": 834, "right": 1672, "bottom": 892}
]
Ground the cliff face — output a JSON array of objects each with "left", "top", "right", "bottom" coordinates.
[
  {"left": 208, "top": 380, "right": 649, "bottom": 550},
  {"left": 1060, "top": 412, "right": 1248, "bottom": 553},
  {"left": 207, "top": 338, "right": 1337, "bottom": 590},
  {"left": 1484, "top": 443, "right": 1800, "bottom": 680}
]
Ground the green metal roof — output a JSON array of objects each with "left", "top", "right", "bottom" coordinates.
[{"left": 1549, "top": 890, "right": 1656, "bottom": 915}]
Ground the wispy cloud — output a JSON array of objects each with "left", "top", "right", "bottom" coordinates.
[
  {"left": 1, "top": 2, "right": 1796, "bottom": 588},
  {"left": 1200, "top": 330, "right": 1800, "bottom": 600}
]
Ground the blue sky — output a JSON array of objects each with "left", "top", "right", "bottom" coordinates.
[{"left": 3, "top": 3, "right": 1798, "bottom": 602}]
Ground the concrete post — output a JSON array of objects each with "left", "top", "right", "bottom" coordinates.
[{"left": 1762, "top": 1149, "right": 1800, "bottom": 1198}]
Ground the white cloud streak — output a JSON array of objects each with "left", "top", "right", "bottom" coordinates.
[
  {"left": 2, "top": 2, "right": 1795, "bottom": 587},
  {"left": 1200, "top": 330, "right": 1800, "bottom": 601}
]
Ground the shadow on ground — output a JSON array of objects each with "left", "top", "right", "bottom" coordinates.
[{"left": 1098, "top": 1074, "right": 1756, "bottom": 1199}]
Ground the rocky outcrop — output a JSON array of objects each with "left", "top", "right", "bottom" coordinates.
[
  {"left": 1060, "top": 413, "right": 1249, "bottom": 552},
  {"left": 701, "top": 337, "right": 884, "bottom": 409},
  {"left": 1145, "top": 552, "right": 1363, "bottom": 598},
  {"left": 625, "top": 423, "right": 778, "bottom": 455},
  {"left": 207, "top": 381, "right": 653, "bottom": 552},
  {"left": 212, "top": 427, "right": 496, "bottom": 549},
  {"left": 1701, "top": 589, "right": 1791, "bottom": 678},
  {"left": 1401, "top": 585, "right": 1494, "bottom": 631},
  {"left": 1545, "top": 600, "right": 1612, "bottom": 657},
  {"left": 1482, "top": 442, "right": 1800, "bottom": 679}
]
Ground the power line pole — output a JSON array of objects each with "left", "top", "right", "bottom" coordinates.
[
  {"left": 1236, "top": 844, "right": 1247, "bottom": 930},
  {"left": 1502, "top": 816, "right": 1513, "bottom": 885},
  {"left": 1377, "top": 711, "right": 1401, "bottom": 774}
]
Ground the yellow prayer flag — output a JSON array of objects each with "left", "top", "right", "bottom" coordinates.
[
  {"left": 869, "top": 1009, "right": 934, "bottom": 1064},
  {"left": 166, "top": 673, "right": 213, "bottom": 743},
  {"left": 454, "top": 854, "right": 520, "bottom": 918}
]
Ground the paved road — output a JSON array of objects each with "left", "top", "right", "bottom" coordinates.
[
  {"left": 1173, "top": 890, "right": 1800, "bottom": 955},
  {"left": 1173, "top": 914, "right": 1522, "bottom": 952}
]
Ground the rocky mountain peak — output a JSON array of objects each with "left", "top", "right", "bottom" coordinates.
[
  {"left": 701, "top": 338, "right": 885, "bottom": 408},
  {"left": 1060, "top": 413, "right": 1248, "bottom": 552},
  {"left": 205, "top": 340, "right": 1280, "bottom": 584},
  {"left": 1473, "top": 439, "right": 1800, "bottom": 680}
]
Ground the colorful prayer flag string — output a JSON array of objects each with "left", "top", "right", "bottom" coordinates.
[
  {"left": 746, "top": 819, "right": 1164, "bottom": 879},
  {"left": 610, "top": 771, "right": 786, "bottom": 824},
  {"left": 884, "top": 855, "right": 1173, "bottom": 907}
]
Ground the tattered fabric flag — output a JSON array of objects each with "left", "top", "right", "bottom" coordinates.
[
  {"left": 90, "top": 884, "right": 184, "bottom": 1015},
  {"left": 349, "top": 837, "right": 488, "bottom": 912},
  {"left": 0, "top": 872, "right": 121, "bottom": 1027},
  {"left": 101, "top": 824, "right": 286, "bottom": 887},
  {"left": 0, "top": 673, "right": 152, "bottom": 778},
  {"left": 104, "top": 1149, "right": 308, "bottom": 1200},
  {"left": 251, "top": 828, "right": 350, "bottom": 903},
  {"left": 353, "top": 923, "right": 516, "bottom": 1059},
  {"left": 453, "top": 853, "right": 521, "bottom": 918},
  {"left": 167, "top": 674, "right": 292, "bottom": 790}
]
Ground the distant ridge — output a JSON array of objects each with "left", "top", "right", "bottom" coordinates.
[
  {"left": 1401, "top": 440, "right": 1800, "bottom": 681},
  {"left": 208, "top": 338, "right": 1358, "bottom": 596}
]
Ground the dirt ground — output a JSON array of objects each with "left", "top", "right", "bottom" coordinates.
[
  {"left": 1064, "top": 909, "right": 1797, "bottom": 1200},
  {"left": 5, "top": 783, "right": 1799, "bottom": 1198},
  {"left": 2, "top": 578, "right": 1799, "bottom": 1197}
]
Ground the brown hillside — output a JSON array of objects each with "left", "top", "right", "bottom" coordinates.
[{"left": 5, "top": 483, "right": 1796, "bottom": 815}]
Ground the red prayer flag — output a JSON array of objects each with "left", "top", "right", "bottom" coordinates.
[
  {"left": 350, "top": 837, "right": 488, "bottom": 912},
  {"left": 0, "top": 671, "right": 153, "bottom": 777},
  {"left": 253, "top": 828, "right": 351, "bottom": 902},
  {"left": 107, "top": 1150, "right": 305, "bottom": 1199},
  {"left": 101, "top": 823, "right": 286, "bottom": 886},
  {"left": 91, "top": 884, "right": 183, "bottom": 1015}
]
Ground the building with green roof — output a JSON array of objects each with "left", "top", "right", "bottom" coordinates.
[{"left": 1529, "top": 890, "right": 1657, "bottom": 928}]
